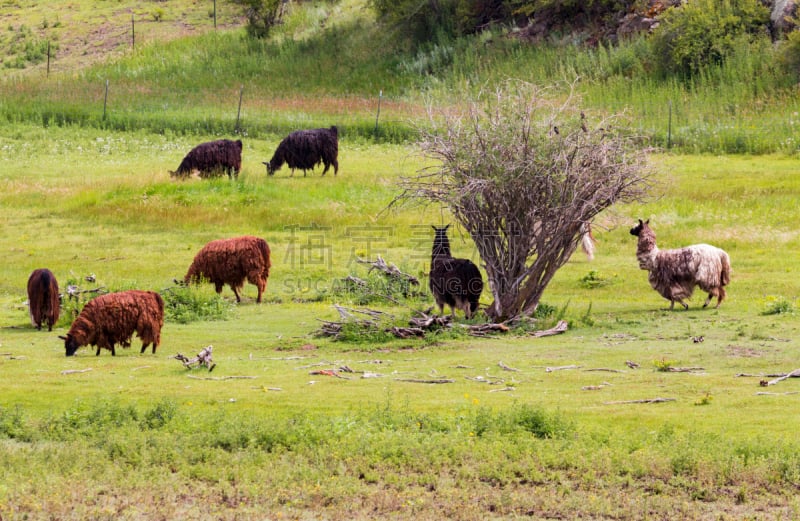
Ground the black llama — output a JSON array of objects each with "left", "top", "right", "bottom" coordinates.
[{"left": 429, "top": 225, "right": 483, "bottom": 319}]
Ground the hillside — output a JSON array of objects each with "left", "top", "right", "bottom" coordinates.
[
  {"left": 0, "top": 0, "right": 244, "bottom": 75},
  {"left": 1, "top": 0, "right": 799, "bottom": 153}
]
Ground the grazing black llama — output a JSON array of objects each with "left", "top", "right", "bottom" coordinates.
[
  {"left": 630, "top": 219, "right": 731, "bottom": 310},
  {"left": 429, "top": 225, "right": 483, "bottom": 319},
  {"left": 170, "top": 139, "right": 243, "bottom": 179},
  {"left": 263, "top": 126, "right": 339, "bottom": 177}
]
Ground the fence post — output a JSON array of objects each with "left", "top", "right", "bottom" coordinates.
[
  {"left": 46, "top": 41, "right": 50, "bottom": 77},
  {"left": 667, "top": 100, "right": 672, "bottom": 150},
  {"left": 131, "top": 14, "right": 135, "bottom": 49},
  {"left": 374, "top": 89, "right": 383, "bottom": 136},
  {"left": 103, "top": 79, "right": 109, "bottom": 120},
  {"left": 235, "top": 85, "right": 244, "bottom": 134},
  {"left": 213, "top": 0, "right": 217, "bottom": 29}
]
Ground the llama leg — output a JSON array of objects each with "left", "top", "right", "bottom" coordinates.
[
  {"left": 231, "top": 286, "right": 242, "bottom": 302},
  {"left": 140, "top": 342, "right": 150, "bottom": 354},
  {"left": 715, "top": 287, "right": 726, "bottom": 308}
]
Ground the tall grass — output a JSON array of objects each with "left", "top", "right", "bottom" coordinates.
[{"left": 2, "top": 1, "right": 799, "bottom": 153}]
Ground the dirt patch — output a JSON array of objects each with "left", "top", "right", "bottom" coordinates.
[{"left": 726, "top": 345, "right": 763, "bottom": 357}]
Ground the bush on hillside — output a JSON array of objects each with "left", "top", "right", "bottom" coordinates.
[
  {"left": 649, "top": 0, "right": 770, "bottom": 78},
  {"left": 777, "top": 29, "right": 800, "bottom": 80},
  {"left": 233, "top": 0, "right": 284, "bottom": 38}
]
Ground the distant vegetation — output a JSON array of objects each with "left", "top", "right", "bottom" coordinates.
[{"left": 0, "top": 0, "right": 798, "bottom": 153}]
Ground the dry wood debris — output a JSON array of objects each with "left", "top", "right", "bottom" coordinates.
[
  {"left": 604, "top": 397, "right": 676, "bottom": 405},
  {"left": 759, "top": 368, "right": 800, "bottom": 387},
  {"left": 356, "top": 256, "right": 420, "bottom": 286},
  {"left": 174, "top": 345, "right": 216, "bottom": 371}
]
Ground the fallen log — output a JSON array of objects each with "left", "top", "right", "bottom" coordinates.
[
  {"left": 759, "top": 368, "right": 800, "bottom": 387},
  {"left": 604, "top": 397, "right": 676, "bottom": 405},
  {"left": 390, "top": 326, "right": 426, "bottom": 339},
  {"left": 530, "top": 320, "right": 568, "bottom": 338},
  {"left": 468, "top": 323, "right": 509, "bottom": 337}
]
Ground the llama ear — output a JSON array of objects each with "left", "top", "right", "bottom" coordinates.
[
  {"left": 645, "top": 219, "right": 650, "bottom": 225},
  {"left": 431, "top": 225, "right": 437, "bottom": 231},
  {"left": 638, "top": 219, "right": 643, "bottom": 225},
  {"left": 58, "top": 335, "right": 67, "bottom": 341},
  {"left": 444, "top": 224, "right": 450, "bottom": 230}
]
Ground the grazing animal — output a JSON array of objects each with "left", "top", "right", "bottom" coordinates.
[
  {"left": 263, "top": 126, "right": 339, "bottom": 177},
  {"left": 184, "top": 236, "right": 271, "bottom": 303},
  {"left": 429, "top": 225, "right": 484, "bottom": 319},
  {"left": 59, "top": 290, "right": 164, "bottom": 356},
  {"left": 170, "top": 139, "right": 243, "bottom": 179},
  {"left": 27, "top": 268, "right": 60, "bottom": 331},
  {"left": 630, "top": 219, "right": 731, "bottom": 310}
]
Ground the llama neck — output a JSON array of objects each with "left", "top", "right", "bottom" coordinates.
[
  {"left": 432, "top": 234, "right": 452, "bottom": 265},
  {"left": 636, "top": 233, "right": 659, "bottom": 270}
]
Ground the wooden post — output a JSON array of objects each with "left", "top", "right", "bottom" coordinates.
[
  {"left": 103, "top": 79, "right": 109, "bottom": 120},
  {"left": 131, "top": 14, "right": 135, "bottom": 49},
  {"left": 374, "top": 89, "right": 383, "bottom": 136},
  {"left": 667, "top": 100, "right": 672, "bottom": 149},
  {"left": 235, "top": 84, "right": 244, "bottom": 133},
  {"left": 46, "top": 41, "right": 50, "bottom": 76},
  {"left": 213, "top": 0, "right": 217, "bottom": 29}
]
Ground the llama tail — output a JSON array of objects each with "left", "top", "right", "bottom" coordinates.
[{"left": 720, "top": 252, "right": 731, "bottom": 287}]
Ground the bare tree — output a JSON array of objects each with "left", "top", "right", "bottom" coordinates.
[{"left": 390, "top": 81, "right": 653, "bottom": 321}]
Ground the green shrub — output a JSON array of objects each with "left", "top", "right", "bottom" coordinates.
[
  {"left": 161, "top": 284, "right": 235, "bottom": 324},
  {"left": 232, "top": 0, "right": 283, "bottom": 39},
  {"left": 649, "top": 0, "right": 770, "bottom": 78},
  {"left": 777, "top": 30, "right": 800, "bottom": 80},
  {"left": 760, "top": 295, "right": 795, "bottom": 316}
]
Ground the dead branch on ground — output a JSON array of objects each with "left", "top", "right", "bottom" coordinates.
[
  {"left": 759, "top": 368, "right": 800, "bottom": 387},
  {"left": 395, "top": 378, "right": 456, "bottom": 384},
  {"left": 604, "top": 398, "right": 676, "bottom": 405},
  {"left": 356, "top": 256, "right": 420, "bottom": 286},
  {"left": 61, "top": 368, "right": 92, "bottom": 375},
  {"left": 546, "top": 364, "right": 581, "bottom": 372},
  {"left": 174, "top": 345, "right": 216, "bottom": 371},
  {"left": 529, "top": 320, "right": 568, "bottom": 338}
]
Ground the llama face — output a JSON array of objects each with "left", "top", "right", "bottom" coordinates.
[
  {"left": 59, "top": 334, "right": 80, "bottom": 356},
  {"left": 630, "top": 219, "right": 649, "bottom": 236}
]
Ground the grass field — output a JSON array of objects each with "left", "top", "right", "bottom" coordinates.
[
  {"left": 2, "top": 0, "right": 800, "bottom": 518},
  {"left": 1, "top": 122, "right": 800, "bottom": 519}
]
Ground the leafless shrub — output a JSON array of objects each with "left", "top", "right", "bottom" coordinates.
[{"left": 390, "top": 81, "right": 654, "bottom": 321}]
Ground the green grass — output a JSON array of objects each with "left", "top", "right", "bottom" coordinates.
[
  {"left": 2, "top": 1, "right": 800, "bottom": 152},
  {"left": 1, "top": 123, "right": 800, "bottom": 518},
  {"left": 2, "top": 1, "right": 800, "bottom": 517}
]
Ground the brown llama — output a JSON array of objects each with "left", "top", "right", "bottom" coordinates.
[{"left": 27, "top": 268, "right": 60, "bottom": 331}]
